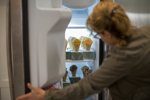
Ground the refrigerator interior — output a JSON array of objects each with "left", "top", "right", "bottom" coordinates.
[
  {"left": 62, "top": 0, "right": 100, "bottom": 100},
  {"left": 65, "top": 29, "right": 100, "bottom": 81},
  {"left": 63, "top": 0, "right": 99, "bottom": 81}
]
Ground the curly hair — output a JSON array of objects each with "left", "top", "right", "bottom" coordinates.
[{"left": 87, "top": 1, "right": 132, "bottom": 47}]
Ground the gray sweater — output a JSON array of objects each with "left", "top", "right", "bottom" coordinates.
[{"left": 45, "top": 26, "right": 150, "bottom": 100}]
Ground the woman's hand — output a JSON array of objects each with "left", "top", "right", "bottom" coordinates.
[{"left": 16, "top": 83, "right": 46, "bottom": 100}]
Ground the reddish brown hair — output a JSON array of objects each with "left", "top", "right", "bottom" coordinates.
[{"left": 87, "top": 1, "right": 132, "bottom": 47}]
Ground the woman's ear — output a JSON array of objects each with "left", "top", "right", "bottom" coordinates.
[{"left": 103, "top": 31, "right": 112, "bottom": 39}]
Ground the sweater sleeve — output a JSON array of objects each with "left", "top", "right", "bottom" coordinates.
[{"left": 44, "top": 49, "right": 138, "bottom": 100}]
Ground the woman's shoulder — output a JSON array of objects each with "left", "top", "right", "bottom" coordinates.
[
  {"left": 126, "top": 26, "right": 150, "bottom": 49},
  {"left": 139, "top": 25, "right": 150, "bottom": 37},
  {"left": 140, "top": 25, "right": 150, "bottom": 31},
  {"left": 115, "top": 26, "right": 150, "bottom": 58},
  {"left": 108, "top": 25, "right": 150, "bottom": 57}
]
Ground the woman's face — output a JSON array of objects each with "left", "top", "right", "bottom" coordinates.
[{"left": 99, "top": 31, "right": 119, "bottom": 46}]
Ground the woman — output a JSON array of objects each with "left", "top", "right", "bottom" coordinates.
[{"left": 16, "top": 1, "right": 150, "bottom": 100}]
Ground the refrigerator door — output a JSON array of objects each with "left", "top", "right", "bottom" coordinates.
[
  {"left": 0, "top": 0, "right": 12, "bottom": 99},
  {"left": 28, "top": 0, "right": 71, "bottom": 88}
]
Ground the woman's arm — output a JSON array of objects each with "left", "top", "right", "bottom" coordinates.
[{"left": 44, "top": 50, "right": 137, "bottom": 100}]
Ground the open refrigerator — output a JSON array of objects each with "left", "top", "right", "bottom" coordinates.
[{"left": 1, "top": 0, "right": 150, "bottom": 100}]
